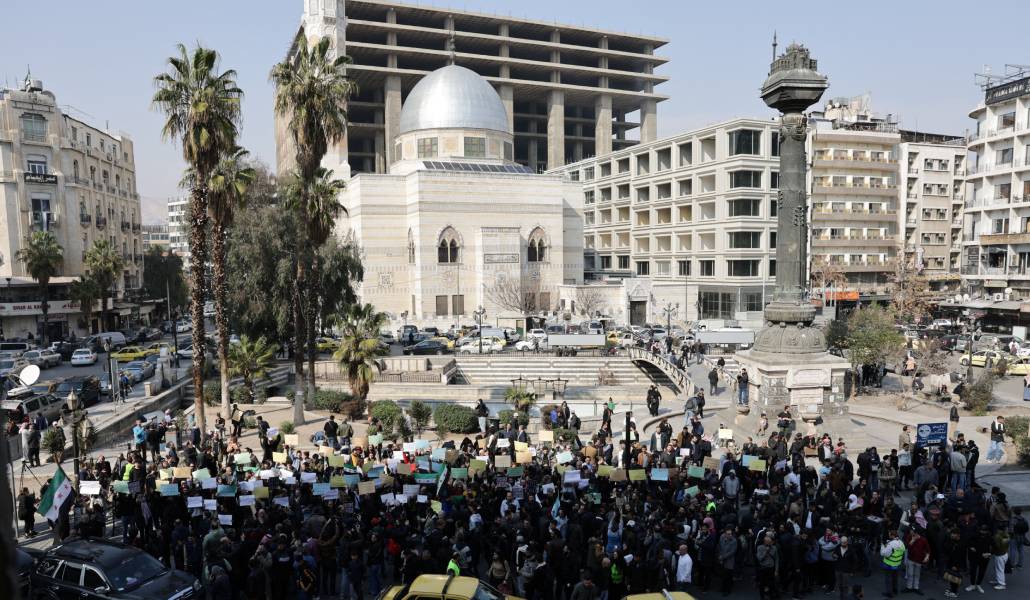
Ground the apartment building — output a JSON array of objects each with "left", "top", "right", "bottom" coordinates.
[
  {"left": 142, "top": 224, "right": 170, "bottom": 250},
  {"left": 962, "top": 68, "right": 1030, "bottom": 299},
  {"left": 276, "top": 0, "right": 668, "bottom": 176},
  {"left": 166, "top": 198, "right": 190, "bottom": 267},
  {"left": 898, "top": 133, "right": 966, "bottom": 290},
  {"left": 808, "top": 98, "right": 901, "bottom": 296},
  {"left": 1, "top": 76, "right": 144, "bottom": 338},
  {"left": 553, "top": 118, "right": 780, "bottom": 326}
]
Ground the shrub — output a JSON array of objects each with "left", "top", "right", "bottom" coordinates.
[
  {"left": 409, "top": 400, "right": 433, "bottom": 434},
  {"left": 370, "top": 400, "right": 402, "bottom": 432},
  {"left": 42, "top": 427, "right": 66, "bottom": 462},
  {"left": 1006, "top": 416, "right": 1030, "bottom": 467},
  {"left": 552, "top": 428, "right": 580, "bottom": 444},
  {"left": 964, "top": 372, "right": 995, "bottom": 416},
  {"left": 504, "top": 387, "right": 536, "bottom": 412},
  {"left": 243, "top": 416, "right": 257, "bottom": 429},
  {"left": 202, "top": 385, "right": 219, "bottom": 406},
  {"left": 279, "top": 421, "right": 296, "bottom": 435},
  {"left": 433, "top": 404, "right": 479, "bottom": 434},
  {"left": 499, "top": 409, "right": 529, "bottom": 428},
  {"left": 310, "top": 389, "right": 353, "bottom": 412},
  {"left": 339, "top": 396, "right": 366, "bottom": 420},
  {"left": 539, "top": 404, "right": 560, "bottom": 429}
]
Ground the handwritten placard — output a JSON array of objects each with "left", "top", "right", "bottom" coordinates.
[
  {"left": 538, "top": 430, "right": 554, "bottom": 442},
  {"left": 494, "top": 454, "right": 512, "bottom": 468},
  {"left": 284, "top": 434, "right": 299, "bottom": 446}
]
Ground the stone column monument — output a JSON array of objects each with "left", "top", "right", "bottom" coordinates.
[{"left": 736, "top": 43, "right": 850, "bottom": 420}]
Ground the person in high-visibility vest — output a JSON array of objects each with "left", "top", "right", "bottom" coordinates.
[
  {"left": 447, "top": 552, "right": 461, "bottom": 577},
  {"left": 880, "top": 529, "right": 906, "bottom": 598}
]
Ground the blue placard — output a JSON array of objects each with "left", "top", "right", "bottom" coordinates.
[
  {"left": 343, "top": 474, "right": 361, "bottom": 486},
  {"left": 650, "top": 468, "right": 669, "bottom": 481},
  {"left": 217, "top": 484, "right": 238, "bottom": 497},
  {"left": 312, "top": 482, "right": 330, "bottom": 496},
  {"left": 915, "top": 423, "right": 948, "bottom": 447},
  {"left": 160, "top": 483, "right": 180, "bottom": 496}
]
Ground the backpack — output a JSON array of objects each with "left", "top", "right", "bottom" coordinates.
[
  {"left": 1014, "top": 515, "right": 1029, "bottom": 536},
  {"left": 697, "top": 395, "right": 706, "bottom": 408}
]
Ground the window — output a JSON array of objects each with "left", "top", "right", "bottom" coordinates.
[
  {"left": 417, "top": 138, "right": 438, "bottom": 158},
  {"left": 452, "top": 295, "right": 464, "bottom": 316},
  {"left": 60, "top": 563, "right": 83, "bottom": 585},
  {"left": 83, "top": 568, "right": 105, "bottom": 590},
  {"left": 617, "top": 255, "right": 629, "bottom": 270},
  {"left": 86, "top": 132, "right": 91, "bottom": 147},
  {"left": 730, "top": 170, "right": 762, "bottom": 188},
  {"left": 73, "top": 160, "right": 79, "bottom": 180},
  {"left": 729, "top": 198, "right": 761, "bottom": 217},
  {"left": 769, "top": 232, "right": 777, "bottom": 248},
  {"left": 743, "top": 292, "right": 763, "bottom": 312},
  {"left": 464, "top": 137, "right": 486, "bottom": 158},
  {"left": 678, "top": 260, "right": 690, "bottom": 276},
  {"left": 699, "top": 291, "right": 735, "bottom": 319},
  {"left": 728, "top": 260, "right": 760, "bottom": 277},
  {"left": 527, "top": 228, "right": 546, "bottom": 262},
  {"left": 636, "top": 261, "right": 650, "bottom": 276},
  {"left": 437, "top": 227, "right": 460, "bottom": 263},
  {"left": 768, "top": 259, "right": 776, "bottom": 276},
  {"left": 729, "top": 129, "right": 761, "bottom": 155},
  {"left": 504, "top": 142, "right": 513, "bottom": 161},
  {"left": 26, "top": 155, "right": 48, "bottom": 174},
  {"left": 770, "top": 131, "right": 780, "bottom": 157},
  {"left": 407, "top": 230, "right": 415, "bottom": 264},
  {"left": 436, "top": 295, "right": 449, "bottom": 316},
  {"left": 584, "top": 167, "right": 595, "bottom": 181},
  {"left": 770, "top": 199, "right": 778, "bottom": 217},
  {"left": 524, "top": 292, "right": 537, "bottom": 312},
  {"left": 20, "top": 113, "right": 47, "bottom": 141},
  {"left": 699, "top": 260, "right": 715, "bottom": 277},
  {"left": 600, "top": 256, "right": 612, "bottom": 270},
  {"left": 770, "top": 171, "right": 779, "bottom": 189},
  {"left": 1000, "top": 112, "right": 1016, "bottom": 129},
  {"left": 728, "top": 231, "right": 762, "bottom": 249},
  {"left": 678, "top": 179, "right": 693, "bottom": 196},
  {"left": 31, "top": 195, "right": 52, "bottom": 213},
  {"left": 997, "top": 147, "right": 1014, "bottom": 165}
]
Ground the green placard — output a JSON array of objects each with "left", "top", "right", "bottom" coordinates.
[
  {"left": 685, "top": 485, "right": 700, "bottom": 497},
  {"left": 234, "top": 452, "right": 252, "bottom": 465},
  {"left": 469, "top": 459, "right": 487, "bottom": 472},
  {"left": 628, "top": 469, "right": 646, "bottom": 481},
  {"left": 687, "top": 466, "right": 705, "bottom": 479},
  {"left": 506, "top": 467, "right": 524, "bottom": 477},
  {"left": 414, "top": 472, "right": 438, "bottom": 482},
  {"left": 192, "top": 468, "right": 211, "bottom": 481},
  {"left": 597, "top": 465, "right": 613, "bottom": 477},
  {"left": 112, "top": 481, "right": 130, "bottom": 494},
  {"left": 450, "top": 468, "right": 469, "bottom": 479}
]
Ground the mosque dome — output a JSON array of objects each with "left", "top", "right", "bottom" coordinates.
[{"left": 398, "top": 65, "right": 510, "bottom": 135}]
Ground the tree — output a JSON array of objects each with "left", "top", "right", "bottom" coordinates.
[
  {"left": 84, "top": 239, "right": 124, "bottom": 334},
  {"left": 153, "top": 43, "right": 242, "bottom": 435},
  {"left": 207, "top": 146, "right": 256, "bottom": 418},
  {"left": 69, "top": 276, "right": 100, "bottom": 335},
  {"left": 284, "top": 169, "right": 346, "bottom": 409},
  {"left": 141, "top": 247, "right": 187, "bottom": 315},
  {"left": 889, "top": 259, "right": 931, "bottom": 325},
  {"left": 228, "top": 335, "right": 277, "bottom": 404},
  {"left": 485, "top": 272, "right": 541, "bottom": 323},
  {"left": 575, "top": 286, "right": 606, "bottom": 317},
  {"left": 408, "top": 400, "right": 432, "bottom": 436},
  {"left": 845, "top": 304, "right": 905, "bottom": 395},
  {"left": 916, "top": 338, "right": 951, "bottom": 376},
  {"left": 16, "top": 231, "right": 63, "bottom": 345},
  {"left": 272, "top": 33, "right": 355, "bottom": 427},
  {"left": 332, "top": 303, "right": 388, "bottom": 402}
]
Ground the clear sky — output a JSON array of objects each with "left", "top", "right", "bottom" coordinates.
[{"left": 1, "top": 0, "right": 1021, "bottom": 223}]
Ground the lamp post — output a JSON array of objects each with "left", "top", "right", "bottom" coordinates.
[
  {"left": 65, "top": 390, "right": 82, "bottom": 486},
  {"left": 660, "top": 302, "right": 679, "bottom": 337},
  {"left": 3, "top": 276, "right": 11, "bottom": 341},
  {"left": 474, "top": 306, "right": 486, "bottom": 354},
  {"left": 511, "top": 375, "right": 529, "bottom": 394},
  {"left": 551, "top": 374, "right": 567, "bottom": 401}
]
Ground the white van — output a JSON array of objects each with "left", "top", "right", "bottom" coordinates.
[
  {"left": 87, "top": 332, "right": 128, "bottom": 350},
  {"left": 0, "top": 342, "right": 32, "bottom": 357}
]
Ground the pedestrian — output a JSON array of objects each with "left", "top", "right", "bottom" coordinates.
[
  {"left": 990, "top": 526, "right": 1009, "bottom": 590},
  {"left": 708, "top": 367, "right": 719, "bottom": 395},
  {"left": 670, "top": 544, "right": 693, "bottom": 592},
  {"left": 718, "top": 527, "right": 738, "bottom": 596},
  {"left": 695, "top": 387, "right": 706, "bottom": 418},
  {"left": 903, "top": 527, "right": 930, "bottom": 594},
  {"left": 323, "top": 414, "right": 340, "bottom": 449},
  {"left": 880, "top": 529, "right": 905, "bottom": 598},
  {"left": 17, "top": 487, "right": 36, "bottom": 537},
  {"left": 737, "top": 368, "right": 750, "bottom": 406},
  {"left": 476, "top": 399, "right": 489, "bottom": 433},
  {"left": 987, "top": 416, "right": 1005, "bottom": 463},
  {"left": 27, "top": 423, "right": 41, "bottom": 466}
]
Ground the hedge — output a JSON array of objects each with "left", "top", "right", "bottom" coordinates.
[
  {"left": 433, "top": 404, "right": 479, "bottom": 434},
  {"left": 539, "top": 404, "right": 560, "bottom": 429},
  {"left": 499, "top": 409, "right": 529, "bottom": 428},
  {"left": 370, "top": 400, "right": 402, "bottom": 431},
  {"left": 1007, "top": 416, "right": 1030, "bottom": 467}
]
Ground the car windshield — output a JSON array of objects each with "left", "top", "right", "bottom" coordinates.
[
  {"left": 472, "top": 582, "right": 504, "bottom": 600},
  {"left": 105, "top": 551, "right": 167, "bottom": 591},
  {"left": 0, "top": 360, "right": 14, "bottom": 369}
]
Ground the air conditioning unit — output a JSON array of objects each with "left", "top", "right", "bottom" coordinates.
[{"left": 993, "top": 293, "right": 1005, "bottom": 302}]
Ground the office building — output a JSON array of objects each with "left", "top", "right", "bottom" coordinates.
[
  {"left": 553, "top": 118, "right": 780, "bottom": 326},
  {"left": 1, "top": 75, "right": 144, "bottom": 338},
  {"left": 142, "top": 224, "right": 170, "bottom": 250},
  {"left": 962, "top": 67, "right": 1030, "bottom": 299},
  {"left": 276, "top": 0, "right": 668, "bottom": 177},
  {"left": 166, "top": 197, "right": 190, "bottom": 267}
]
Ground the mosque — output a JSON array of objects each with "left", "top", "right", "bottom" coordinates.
[{"left": 335, "top": 65, "right": 585, "bottom": 327}]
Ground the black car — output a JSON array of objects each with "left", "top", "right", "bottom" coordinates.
[
  {"left": 17, "top": 547, "right": 40, "bottom": 599},
  {"left": 50, "top": 342, "right": 84, "bottom": 362},
  {"left": 403, "top": 340, "right": 448, "bottom": 355},
  {"left": 54, "top": 376, "right": 102, "bottom": 407},
  {"left": 31, "top": 538, "right": 200, "bottom": 600}
]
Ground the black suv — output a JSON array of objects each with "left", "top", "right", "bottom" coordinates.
[
  {"left": 31, "top": 538, "right": 199, "bottom": 600},
  {"left": 53, "top": 376, "right": 102, "bottom": 407}
]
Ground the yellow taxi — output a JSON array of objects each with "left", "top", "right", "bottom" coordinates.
[
  {"left": 429, "top": 336, "right": 456, "bottom": 350},
  {"left": 959, "top": 350, "right": 1015, "bottom": 368},
  {"left": 111, "top": 346, "right": 151, "bottom": 361},
  {"left": 145, "top": 342, "right": 174, "bottom": 356},
  {"left": 316, "top": 337, "right": 341, "bottom": 353},
  {"left": 1004, "top": 356, "right": 1030, "bottom": 375},
  {"left": 377, "top": 575, "right": 522, "bottom": 600}
]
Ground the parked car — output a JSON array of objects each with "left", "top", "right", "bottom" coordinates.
[
  {"left": 124, "top": 360, "right": 156, "bottom": 382},
  {"left": 111, "top": 346, "right": 152, "bottom": 361},
  {"left": 527, "top": 328, "right": 548, "bottom": 342},
  {"left": 175, "top": 320, "right": 192, "bottom": 333},
  {"left": 54, "top": 376, "right": 102, "bottom": 407},
  {"left": 458, "top": 340, "right": 503, "bottom": 354},
  {"left": 514, "top": 339, "right": 539, "bottom": 351},
  {"left": 30, "top": 538, "right": 200, "bottom": 600},
  {"left": 377, "top": 575, "right": 507, "bottom": 600},
  {"left": 1, "top": 390, "right": 62, "bottom": 425},
  {"left": 397, "top": 324, "right": 418, "bottom": 344},
  {"left": 0, "top": 356, "right": 29, "bottom": 378},
  {"left": 402, "top": 340, "right": 449, "bottom": 355},
  {"left": 422, "top": 327, "right": 441, "bottom": 337},
  {"left": 22, "top": 349, "right": 61, "bottom": 369},
  {"left": 70, "top": 348, "right": 98, "bottom": 366},
  {"left": 959, "top": 350, "right": 1015, "bottom": 369},
  {"left": 0, "top": 341, "right": 33, "bottom": 356},
  {"left": 49, "top": 341, "right": 82, "bottom": 361},
  {"left": 145, "top": 342, "right": 174, "bottom": 357},
  {"left": 85, "top": 332, "right": 128, "bottom": 350},
  {"left": 99, "top": 372, "right": 113, "bottom": 397},
  {"left": 380, "top": 330, "right": 396, "bottom": 344},
  {"left": 315, "top": 337, "right": 340, "bottom": 353}
]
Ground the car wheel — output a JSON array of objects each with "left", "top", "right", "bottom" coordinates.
[{"left": 436, "top": 350, "right": 444, "bottom": 355}]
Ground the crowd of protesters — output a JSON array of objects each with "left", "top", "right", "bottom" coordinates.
[{"left": 22, "top": 397, "right": 1030, "bottom": 600}]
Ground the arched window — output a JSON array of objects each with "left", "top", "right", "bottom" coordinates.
[
  {"left": 407, "top": 230, "right": 416, "bottom": 264},
  {"left": 437, "top": 227, "right": 461, "bottom": 264},
  {"left": 527, "top": 228, "right": 547, "bottom": 263}
]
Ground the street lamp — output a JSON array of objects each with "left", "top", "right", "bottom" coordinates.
[
  {"left": 474, "top": 306, "right": 486, "bottom": 354},
  {"left": 551, "top": 374, "right": 568, "bottom": 401},
  {"left": 65, "top": 390, "right": 82, "bottom": 486},
  {"left": 511, "top": 375, "right": 529, "bottom": 394}
]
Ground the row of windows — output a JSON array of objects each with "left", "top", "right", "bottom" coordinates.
[
  {"left": 421, "top": 227, "right": 548, "bottom": 265},
  {"left": 623, "top": 258, "right": 774, "bottom": 278},
  {"left": 416, "top": 136, "right": 513, "bottom": 161}
]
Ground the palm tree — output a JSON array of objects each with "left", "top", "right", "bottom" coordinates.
[
  {"left": 84, "top": 240, "right": 123, "bottom": 336},
  {"left": 153, "top": 44, "right": 242, "bottom": 435},
  {"left": 206, "top": 146, "right": 255, "bottom": 418},
  {"left": 228, "top": 335, "right": 277, "bottom": 404},
  {"left": 69, "top": 276, "right": 100, "bottom": 335},
  {"left": 16, "top": 231, "right": 63, "bottom": 346},
  {"left": 332, "top": 303, "right": 388, "bottom": 402},
  {"left": 285, "top": 169, "right": 345, "bottom": 405},
  {"left": 271, "top": 33, "right": 355, "bottom": 427}
]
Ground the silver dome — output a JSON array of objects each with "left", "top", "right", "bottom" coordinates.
[{"left": 398, "top": 65, "right": 510, "bottom": 135}]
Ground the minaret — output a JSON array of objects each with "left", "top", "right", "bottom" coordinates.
[{"left": 300, "top": 0, "right": 350, "bottom": 179}]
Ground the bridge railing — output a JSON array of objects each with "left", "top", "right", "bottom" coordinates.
[{"left": 627, "top": 347, "right": 694, "bottom": 397}]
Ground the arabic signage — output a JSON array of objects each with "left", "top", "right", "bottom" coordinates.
[
  {"left": 986, "top": 76, "right": 1030, "bottom": 106},
  {"left": 915, "top": 423, "right": 948, "bottom": 447},
  {"left": 484, "top": 253, "right": 519, "bottom": 264},
  {"left": 24, "top": 172, "right": 58, "bottom": 184},
  {"left": 0, "top": 301, "right": 79, "bottom": 316}
]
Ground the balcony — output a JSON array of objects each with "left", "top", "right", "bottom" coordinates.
[
  {"left": 813, "top": 259, "right": 890, "bottom": 272},
  {"left": 812, "top": 208, "right": 898, "bottom": 222},
  {"left": 120, "top": 221, "right": 130, "bottom": 232},
  {"left": 122, "top": 253, "right": 132, "bottom": 263},
  {"left": 133, "top": 253, "right": 143, "bottom": 263},
  {"left": 812, "top": 182, "right": 898, "bottom": 196},
  {"left": 812, "top": 235, "right": 893, "bottom": 247},
  {"left": 131, "top": 223, "right": 141, "bottom": 233},
  {"left": 79, "top": 213, "right": 92, "bottom": 226},
  {"left": 980, "top": 232, "right": 1030, "bottom": 245},
  {"left": 96, "top": 216, "right": 107, "bottom": 229}
]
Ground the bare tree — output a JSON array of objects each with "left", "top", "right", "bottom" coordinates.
[
  {"left": 485, "top": 272, "right": 540, "bottom": 319},
  {"left": 889, "top": 258, "right": 931, "bottom": 324},
  {"left": 576, "top": 286, "right": 606, "bottom": 317}
]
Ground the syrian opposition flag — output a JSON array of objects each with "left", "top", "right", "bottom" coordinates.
[{"left": 38, "top": 466, "right": 74, "bottom": 521}]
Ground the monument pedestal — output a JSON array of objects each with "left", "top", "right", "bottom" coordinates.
[{"left": 736, "top": 345, "right": 850, "bottom": 421}]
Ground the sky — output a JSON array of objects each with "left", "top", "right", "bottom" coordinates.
[{"left": 1, "top": 0, "right": 1023, "bottom": 223}]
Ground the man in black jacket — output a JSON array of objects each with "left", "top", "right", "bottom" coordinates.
[{"left": 834, "top": 536, "right": 863, "bottom": 600}]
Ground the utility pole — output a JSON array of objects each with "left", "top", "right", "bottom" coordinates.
[
  {"left": 168, "top": 280, "right": 179, "bottom": 369},
  {"left": 623, "top": 411, "right": 632, "bottom": 476}
]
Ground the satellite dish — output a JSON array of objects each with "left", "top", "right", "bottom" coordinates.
[{"left": 18, "top": 364, "right": 40, "bottom": 386}]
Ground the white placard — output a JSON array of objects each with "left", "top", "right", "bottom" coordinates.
[
  {"left": 79, "top": 481, "right": 101, "bottom": 495},
  {"left": 403, "top": 484, "right": 420, "bottom": 497},
  {"left": 187, "top": 496, "right": 203, "bottom": 509},
  {"left": 417, "top": 494, "right": 428, "bottom": 503},
  {"left": 496, "top": 438, "right": 510, "bottom": 448},
  {"left": 324, "top": 489, "right": 339, "bottom": 500},
  {"left": 274, "top": 496, "right": 290, "bottom": 507},
  {"left": 396, "top": 494, "right": 409, "bottom": 503},
  {"left": 201, "top": 478, "right": 217, "bottom": 489},
  {"left": 279, "top": 469, "right": 294, "bottom": 479},
  {"left": 267, "top": 427, "right": 279, "bottom": 437},
  {"left": 204, "top": 499, "right": 218, "bottom": 510},
  {"left": 218, "top": 514, "right": 233, "bottom": 525},
  {"left": 301, "top": 472, "right": 317, "bottom": 483},
  {"left": 239, "top": 495, "right": 256, "bottom": 506},
  {"left": 239, "top": 481, "right": 255, "bottom": 492},
  {"left": 259, "top": 469, "right": 276, "bottom": 479}
]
